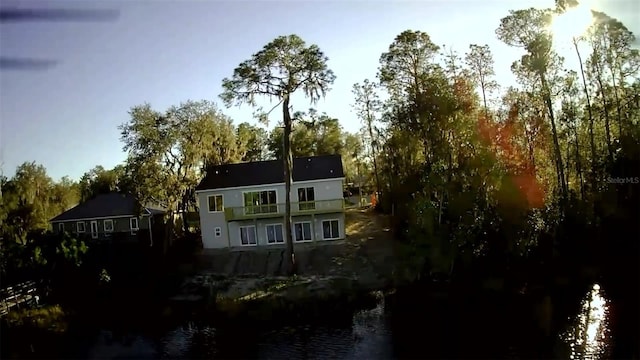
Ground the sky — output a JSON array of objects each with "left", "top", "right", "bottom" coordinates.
[{"left": 1, "top": 0, "right": 638, "bottom": 181}]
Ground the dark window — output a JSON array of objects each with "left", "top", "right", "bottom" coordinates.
[
  {"left": 266, "top": 224, "right": 284, "bottom": 244},
  {"left": 322, "top": 220, "right": 340, "bottom": 239},
  {"left": 240, "top": 226, "right": 257, "bottom": 245},
  {"left": 208, "top": 195, "right": 224, "bottom": 212},
  {"left": 298, "top": 187, "right": 316, "bottom": 210},
  {"left": 294, "top": 222, "right": 312, "bottom": 242}
]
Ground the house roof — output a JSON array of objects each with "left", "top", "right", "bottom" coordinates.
[
  {"left": 49, "top": 192, "right": 165, "bottom": 222},
  {"left": 196, "top": 154, "right": 345, "bottom": 191}
]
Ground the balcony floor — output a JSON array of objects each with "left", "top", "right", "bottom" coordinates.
[{"left": 227, "top": 208, "right": 344, "bottom": 222}]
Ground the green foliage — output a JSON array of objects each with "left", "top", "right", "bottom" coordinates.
[
  {"left": 78, "top": 165, "right": 126, "bottom": 202},
  {"left": 356, "top": 1, "right": 639, "bottom": 279},
  {"left": 1, "top": 230, "right": 89, "bottom": 285},
  {"left": 220, "top": 34, "right": 336, "bottom": 119},
  {"left": 1, "top": 162, "right": 79, "bottom": 238},
  {"left": 352, "top": 79, "right": 382, "bottom": 193},
  {"left": 54, "top": 233, "right": 89, "bottom": 267},
  {"left": 266, "top": 110, "right": 345, "bottom": 158},
  {"left": 237, "top": 122, "right": 269, "bottom": 162},
  {"left": 5, "top": 304, "right": 68, "bottom": 332},
  {"left": 99, "top": 268, "right": 111, "bottom": 284},
  {"left": 119, "top": 100, "right": 241, "bottom": 215}
]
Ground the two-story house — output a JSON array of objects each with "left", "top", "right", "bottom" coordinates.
[{"left": 195, "top": 154, "right": 346, "bottom": 249}]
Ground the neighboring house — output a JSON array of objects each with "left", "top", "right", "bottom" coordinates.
[
  {"left": 49, "top": 192, "right": 165, "bottom": 245},
  {"left": 196, "top": 154, "right": 346, "bottom": 249}
]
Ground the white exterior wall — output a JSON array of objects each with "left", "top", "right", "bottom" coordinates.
[
  {"left": 227, "top": 213, "right": 346, "bottom": 247},
  {"left": 198, "top": 178, "right": 344, "bottom": 249}
]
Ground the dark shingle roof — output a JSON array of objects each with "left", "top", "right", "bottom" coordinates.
[
  {"left": 50, "top": 192, "right": 165, "bottom": 222},
  {"left": 196, "top": 154, "right": 344, "bottom": 191}
]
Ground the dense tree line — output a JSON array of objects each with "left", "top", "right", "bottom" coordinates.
[
  {"left": 363, "top": 3, "right": 640, "bottom": 278},
  {"left": 2, "top": 0, "right": 637, "bottom": 283}
]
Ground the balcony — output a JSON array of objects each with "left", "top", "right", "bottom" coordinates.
[{"left": 224, "top": 199, "right": 345, "bottom": 221}]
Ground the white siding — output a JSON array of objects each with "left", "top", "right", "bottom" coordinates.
[
  {"left": 198, "top": 178, "right": 345, "bottom": 249},
  {"left": 226, "top": 213, "right": 346, "bottom": 247},
  {"left": 292, "top": 178, "right": 343, "bottom": 202}
]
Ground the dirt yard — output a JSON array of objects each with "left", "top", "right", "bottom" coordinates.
[
  {"left": 194, "top": 206, "right": 395, "bottom": 277},
  {"left": 169, "top": 206, "right": 411, "bottom": 312},
  {"left": 335, "top": 206, "right": 397, "bottom": 280}
]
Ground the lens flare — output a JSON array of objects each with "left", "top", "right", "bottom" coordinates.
[{"left": 549, "top": 0, "right": 595, "bottom": 43}]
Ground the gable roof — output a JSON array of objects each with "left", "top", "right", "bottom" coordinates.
[
  {"left": 49, "top": 192, "right": 165, "bottom": 222},
  {"left": 196, "top": 154, "right": 344, "bottom": 191}
]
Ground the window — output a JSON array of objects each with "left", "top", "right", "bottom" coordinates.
[
  {"left": 243, "top": 190, "right": 277, "bottom": 214},
  {"left": 104, "top": 219, "right": 114, "bottom": 235},
  {"left": 239, "top": 226, "right": 257, "bottom": 246},
  {"left": 322, "top": 219, "right": 340, "bottom": 240},
  {"left": 58, "top": 223, "right": 64, "bottom": 233},
  {"left": 214, "top": 227, "right": 222, "bottom": 237},
  {"left": 77, "top": 221, "right": 86, "bottom": 233},
  {"left": 208, "top": 194, "right": 224, "bottom": 212},
  {"left": 298, "top": 187, "right": 316, "bottom": 210},
  {"left": 266, "top": 224, "right": 284, "bottom": 244},
  {"left": 294, "top": 222, "right": 312, "bottom": 242},
  {"left": 130, "top": 217, "right": 139, "bottom": 235},
  {"left": 90, "top": 221, "right": 98, "bottom": 239}
]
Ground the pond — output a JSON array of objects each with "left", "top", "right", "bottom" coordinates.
[{"left": 2, "top": 282, "right": 633, "bottom": 359}]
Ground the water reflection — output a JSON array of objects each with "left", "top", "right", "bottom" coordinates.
[
  {"left": 562, "top": 283, "right": 611, "bottom": 359},
  {"left": 71, "top": 292, "right": 379, "bottom": 359},
  {"left": 87, "top": 330, "right": 156, "bottom": 359},
  {"left": 10, "top": 286, "right": 621, "bottom": 359},
  {"left": 256, "top": 291, "right": 392, "bottom": 359}
]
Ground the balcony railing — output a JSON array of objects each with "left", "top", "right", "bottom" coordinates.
[{"left": 224, "top": 199, "right": 345, "bottom": 221}]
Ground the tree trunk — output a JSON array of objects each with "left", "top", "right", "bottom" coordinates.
[
  {"left": 282, "top": 95, "right": 296, "bottom": 276},
  {"left": 163, "top": 209, "right": 175, "bottom": 256},
  {"left": 481, "top": 81, "right": 489, "bottom": 119},
  {"left": 597, "top": 79, "right": 614, "bottom": 165},
  {"left": 610, "top": 70, "right": 623, "bottom": 136},
  {"left": 366, "top": 110, "right": 381, "bottom": 207},
  {"left": 593, "top": 58, "right": 614, "bottom": 165},
  {"left": 355, "top": 150, "right": 364, "bottom": 206},
  {"left": 574, "top": 124, "right": 585, "bottom": 200},
  {"left": 574, "top": 39, "right": 597, "bottom": 193},
  {"left": 540, "top": 73, "right": 568, "bottom": 203},
  {"left": 180, "top": 192, "right": 191, "bottom": 236}
]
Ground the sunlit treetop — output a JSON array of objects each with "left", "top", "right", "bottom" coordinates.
[
  {"left": 219, "top": 34, "right": 336, "bottom": 110},
  {"left": 549, "top": 0, "right": 596, "bottom": 41}
]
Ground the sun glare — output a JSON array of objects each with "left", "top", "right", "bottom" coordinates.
[
  {"left": 549, "top": 0, "right": 595, "bottom": 44},
  {"left": 562, "top": 283, "right": 611, "bottom": 358}
]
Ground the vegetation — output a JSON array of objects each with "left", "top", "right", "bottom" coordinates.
[
  {"left": 1, "top": 1, "right": 638, "bottom": 295},
  {"left": 4, "top": 305, "right": 68, "bottom": 333},
  {"left": 367, "top": 2, "right": 639, "bottom": 285}
]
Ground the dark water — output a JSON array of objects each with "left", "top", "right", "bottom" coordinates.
[
  {"left": 78, "top": 291, "right": 394, "bottom": 360},
  {"left": 3, "top": 282, "right": 634, "bottom": 360}
]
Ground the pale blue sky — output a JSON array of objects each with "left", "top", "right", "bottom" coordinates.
[{"left": 1, "top": 0, "right": 637, "bottom": 181}]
